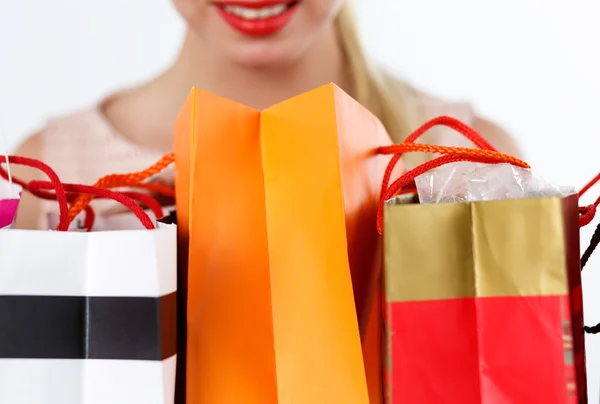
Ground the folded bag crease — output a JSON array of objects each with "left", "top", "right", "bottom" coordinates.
[{"left": 174, "top": 84, "right": 390, "bottom": 404}]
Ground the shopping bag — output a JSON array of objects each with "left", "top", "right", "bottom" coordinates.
[
  {"left": 378, "top": 117, "right": 588, "bottom": 403},
  {"left": 0, "top": 178, "right": 20, "bottom": 229},
  {"left": 173, "top": 83, "right": 393, "bottom": 403},
  {"left": 0, "top": 155, "right": 178, "bottom": 404},
  {"left": 0, "top": 156, "right": 21, "bottom": 229},
  {"left": 0, "top": 140, "right": 20, "bottom": 229}
]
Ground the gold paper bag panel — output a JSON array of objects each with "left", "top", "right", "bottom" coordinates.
[{"left": 384, "top": 194, "right": 578, "bottom": 301}]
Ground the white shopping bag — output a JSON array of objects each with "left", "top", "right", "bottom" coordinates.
[{"left": 0, "top": 222, "right": 178, "bottom": 404}]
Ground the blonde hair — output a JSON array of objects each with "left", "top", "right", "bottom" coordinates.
[{"left": 334, "top": 4, "right": 421, "bottom": 148}]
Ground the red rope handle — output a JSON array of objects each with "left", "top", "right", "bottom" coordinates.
[
  {"left": 29, "top": 181, "right": 155, "bottom": 230},
  {"left": 0, "top": 163, "right": 98, "bottom": 231},
  {"left": 578, "top": 174, "right": 599, "bottom": 227},
  {"left": 120, "top": 191, "right": 164, "bottom": 222},
  {"left": 0, "top": 155, "right": 70, "bottom": 231},
  {"left": 376, "top": 153, "right": 527, "bottom": 233},
  {"left": 0, "top": 172, "right": 158, "bottom": 231},
  {"left": 580, "top": 206, "right": 597, "bottom": 228},
  {"left": 1, "top": 154, "right": 171, "bottom": 230},
  {"left": 82, "top": 205, "right": 96, "bottom": 232},
  {"left": 403, "top": 116, "right": 499, "bottom": 150},
  {"left": 375, "top": 117, "right": 531, "bottom": 234},
  {"left": 78, "top": 196, "right": 159, "bottom": 232},
  {"left": 579, "top": 173, "right": 600, "bottom": 199},
  {"left": 378, "top": 116, "right": 501, "bottom": 206}
]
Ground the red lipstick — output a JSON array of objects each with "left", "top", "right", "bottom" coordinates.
[{"left": 213, "top": 1, "right": 299, "bottom": 37}]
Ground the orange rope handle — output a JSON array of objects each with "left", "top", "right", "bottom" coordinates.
[
  {"left": 375, "top": 116, "right": 532, "bottom": 234},
  {"left": 402, "top": 116, "right": 498, "bottom": 151},
  {"left": 131, "top": 182, "right": 176, "bottom": 198},
  {"left": 375, "top": 152, "right": 526, "bottom": 234},
  {"left": 377, "top": 117, "right": 524, "bottom": 208},
  {"left": 378, "top": 143, "right": 530, "bottom": 169},
  {"left": 67, "top": 153, "right": 175, "bottom": 223}
]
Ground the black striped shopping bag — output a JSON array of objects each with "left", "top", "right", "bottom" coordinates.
[{"left": 0, "top": 154, "right": 178, "bottom": 404}]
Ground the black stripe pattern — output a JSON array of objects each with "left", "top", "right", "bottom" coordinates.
[
  {"left": 159, "top": 211, "right": 187, "bottom": 404},
  {"left": 0, "top": 292, "right": 177, "bottom": 360}
]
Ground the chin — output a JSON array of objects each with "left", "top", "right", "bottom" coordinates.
[{"left": 225, "top": 42, "right": 300, "bottom": 69}]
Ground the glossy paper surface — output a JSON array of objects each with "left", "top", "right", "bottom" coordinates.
[
  {"left": 0, "top": 223, "right": 178, "bottom": 404},
  {"left": 0, "top": 199, "right": 19, "bottom": 229},
  {"left": 174, "top": 84, "right": 392, "bottom": 404},
  {"left": 0, "top": 179, "right": 20, "bottom": 229},
  {"left": 383, "top": 194, "right": 586, "bottom": 403}
]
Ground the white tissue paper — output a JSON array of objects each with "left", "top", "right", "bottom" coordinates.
[{"left": 415, "top": 162, "right": 574, "bottom": 204}]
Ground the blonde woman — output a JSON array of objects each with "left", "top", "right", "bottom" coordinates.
[{"left": 14, "top": 0, "right": 521, "bottom": 230}]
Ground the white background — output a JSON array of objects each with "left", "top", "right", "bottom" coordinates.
[{"left": 1, "top": 0, "right": 599, "bottom": 398}]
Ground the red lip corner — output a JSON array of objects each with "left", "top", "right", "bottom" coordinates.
[{"left": 213, "top": 0, "right": 299, "bottom": 37}]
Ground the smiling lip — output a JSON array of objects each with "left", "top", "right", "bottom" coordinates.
[{"left": 213, "top": 1, "right": 299, "bottom": 37}]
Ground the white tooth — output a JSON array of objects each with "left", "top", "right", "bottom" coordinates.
[
  {"left": 265, "top": 6, "right": 277, "bottom": 18},
  {"left": 242, "top": 9, "right": 257, "bottom": 19},
  {"left": 272, "top": 5, "right": 287, "bottom": 17},
  {"left": 258, "top": 8, "right": 270, "bottom": 19},
  {"left": 225, "top": 4, "right": 289, "bottom": 20}
]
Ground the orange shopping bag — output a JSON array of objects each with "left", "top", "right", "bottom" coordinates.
[{"left": 173, "top": 84, "right": 392, "bottom": 403}]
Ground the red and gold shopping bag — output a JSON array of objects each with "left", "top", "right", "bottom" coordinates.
[{"left": 378, "top": 117, "right": 591, "bottom": 403}]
